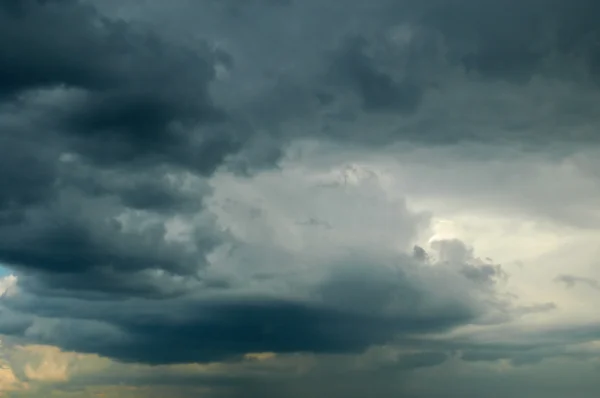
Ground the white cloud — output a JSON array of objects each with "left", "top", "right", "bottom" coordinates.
[{"left": 0, "top": 275, "right": 16, "bottom": 298}]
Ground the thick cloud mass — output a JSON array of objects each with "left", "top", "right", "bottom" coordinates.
[{"left": 1, "top": 2, "right": 600, "bottom": 394}]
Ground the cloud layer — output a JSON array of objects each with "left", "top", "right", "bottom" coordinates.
[{"left": 2, "top": 0, "right": 600, "bottom": 397}]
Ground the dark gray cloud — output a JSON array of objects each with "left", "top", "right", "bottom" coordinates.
[
  {"left": 460, "top": 264, "right": 505, "bottom": 286},
  {"left": 381, "top": 351, "right": 449, "bottom": 371},
  {"left": 0, "top": 0, "right": 231, "bottom": 300},
  {"left": 0, "top": 248, "right": 487, "bottom": 364},
  {"left": 0, "top": 0, "right": 599, "bottom": 375},
  {"left": 456, "top": 331, "right": 598, "bottom": 367},
  {"left": 0, "top": 0, "right": 241, "bottom": 171},
  {"left": 331, "top": 37, "right": 423, "bottom": 113},
  {"left": 91, "top": 0, "right": 600, "bottom": 149},
  {"left": 416, "top": 0, "right": 600, "bottom": 82},
  {"left": 555, "top": 274, "right": 600, "bottom": 290}
]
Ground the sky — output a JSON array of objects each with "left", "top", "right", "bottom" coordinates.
[{"left": 2, "top": 0, "right": 600, "bottom": 397}]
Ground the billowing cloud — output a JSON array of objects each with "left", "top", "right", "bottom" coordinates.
[
  {"left": 0, "top": 168, "right": 506, "bottom": 364},
  {"left": 2, "top": 0, "right": 600, "bottom": 397}
]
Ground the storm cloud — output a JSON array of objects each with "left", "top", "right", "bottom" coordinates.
[{"left": 2, "top": 0, "right": 600, "bottom": 397}]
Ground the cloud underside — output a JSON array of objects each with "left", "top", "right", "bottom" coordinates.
[{"left": 0, "top": 0, "right": 600, "bottom": 375}]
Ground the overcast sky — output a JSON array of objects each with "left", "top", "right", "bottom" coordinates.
[{"left": 2, "top": 0, "right": 600, "bottom": 397}]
